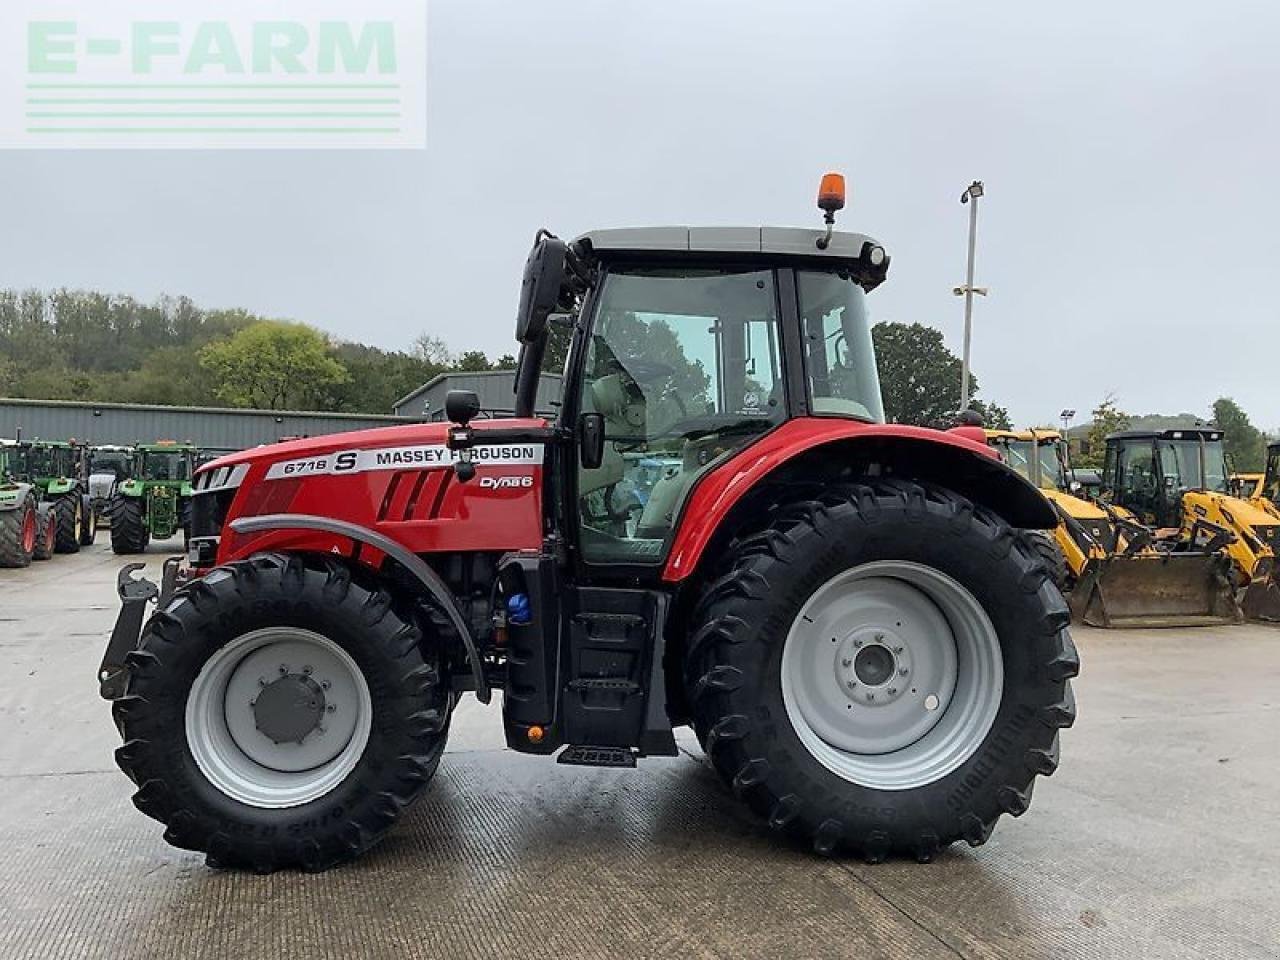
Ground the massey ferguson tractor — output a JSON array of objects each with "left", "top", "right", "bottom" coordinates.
[{"left": 100, "top": 176, "right": 1078, "bottom": 872}]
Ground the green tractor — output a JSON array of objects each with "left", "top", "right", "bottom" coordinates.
[
  {"left": 0, "top": 440, "right": 44, "bottom": 567},
  {"left": 14, "top": 440, "right": 96, "bottom": 553},
  {"left": 109, "top": 441, "right": 197, "bottom": 554}
]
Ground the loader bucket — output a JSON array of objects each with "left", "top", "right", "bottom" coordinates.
[
  {"left": 1069, "top": 553, "right": 1241, "bottom": 629},
  {"left": 1239, "top": 575, "right": 1280, "bottom": 622}
]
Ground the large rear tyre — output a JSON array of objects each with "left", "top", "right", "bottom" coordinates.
[
  {"left": 109, "top": 495, "right": 149, "bottom": 555},
  {"left": 1024, "top": 529, "right": 1070, "bottom": 593},
  {"left": 32, "top": 505, "right": 56, "bottom": 561},
  {"left": 53, "top": 494, "right": 82, "bottom": 554},
  {"left": 0, "top": 493, "right": 38, "bottom": 568},
  {"left": 112, "top": 553, "right": 450, "bottom": 872},
  {"left": 685, "top": 480, "right": 1078, "bottom": 861}
]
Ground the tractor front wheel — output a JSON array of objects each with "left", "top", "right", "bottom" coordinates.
[
  {"left": 685, "top": 479, "right": 1078, "bottom": 861},
  {"left": 1024, "top": 529, "right": 1070, "bottom": 593},
  {"left": 112, "top": 553, "right": 451, "bottom": 872},
  {"left": 53, "top": 494, "right": 82, "bottom": 554},
  {"left": 33, "top": 504, "right": 56, "bottom": 561},
  {"left": 109, "top": 495, "right": 149, "bottom": 555},
  {"left": 0, "top": 493, "right": 38, "bottom": 568}
]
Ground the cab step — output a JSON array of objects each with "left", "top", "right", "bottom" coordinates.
[{"left": 556, "top": 745, "right": 637, "bottom": 768}]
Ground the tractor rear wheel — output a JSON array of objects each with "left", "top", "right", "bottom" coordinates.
[
  {"left": 112, "top": 553, "right": 450, "bottom": 872},
  {"left": 685, "top": 479, "right": 1078, "bottom": 862},
  {"left": 110, "top": 495, "right": 149, "bottom": 555},
  {"left": 33, "top": 505, "right": 56, "bottom": 561},
  {"left": 0, "top": 493, "right": 38, "bottom": 568},
  {"left": 1024, "top": 530, "right": 1070, "bottom": 593},
  {"left": 53, "top": 494, "right": 82, "bottom": 553}
]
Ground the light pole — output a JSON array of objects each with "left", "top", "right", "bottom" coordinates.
[
  {"left": 954, "top": 180, "right": 987, "bottom": 412},
  {"left": 1060, "top": 408, "right": 1076, "bottom": 436}
]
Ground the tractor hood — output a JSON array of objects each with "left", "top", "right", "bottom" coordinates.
[{"left": 196, "top": 418, "right": 549, "bottom": 489}]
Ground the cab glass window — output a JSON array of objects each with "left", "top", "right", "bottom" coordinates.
[
  {"left": 576, "top": 267, "right": 783, "bottom": 564},
  {"left": 797, "top": 271, "right": 885, "bottom": 422}
]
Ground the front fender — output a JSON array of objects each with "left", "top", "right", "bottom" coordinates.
[{"left": 663, "top": 419, "right": 1055, "bottom": 582}]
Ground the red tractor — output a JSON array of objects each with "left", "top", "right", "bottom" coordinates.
[{"left": 101, "top": 177, "right": 1077, "bottom": 872}]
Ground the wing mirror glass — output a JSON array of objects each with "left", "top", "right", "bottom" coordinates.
[{"left": 579, "top": 412, "right": 605, "bottom": 469}]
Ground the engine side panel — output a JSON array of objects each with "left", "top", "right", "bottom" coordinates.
[{"left": 206, "top": 421, "right": 547, "bottom": 564}]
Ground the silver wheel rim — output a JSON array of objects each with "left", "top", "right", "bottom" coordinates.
[
  {"left": 780, "top": 561, "right": 1003, "bottom": 791},
  {"left": 185, "top": 627, "right": 372, "bottom": 809}
]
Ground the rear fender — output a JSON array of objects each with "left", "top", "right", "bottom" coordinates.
[{"left": 664, "top": 426, "right": 1056, "bottom": 583}]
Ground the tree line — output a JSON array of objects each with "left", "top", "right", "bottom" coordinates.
[
  {"left": 1078, "top": 394, "right": 1271, "bottom": 471},
  {"left": 0, "top": 288, "right": 1009, "bottom": 426},
  {"left": 0, "top": 290, "right": 513, "bottom": 413}
]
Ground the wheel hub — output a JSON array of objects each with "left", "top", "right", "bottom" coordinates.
[
  {"left": 252, "top": 673, "right": 326, "bottom": 744},
  {"left": 833, "top": 628, "right": 914, "bottom": 708}
]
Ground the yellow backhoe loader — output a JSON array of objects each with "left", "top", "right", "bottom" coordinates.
[
  {"left": 1102, "top": 427, "right": 1280, "bottom": 621},
  {"left": 988, "top": 429, "right": 1239, "bottom": 628}
]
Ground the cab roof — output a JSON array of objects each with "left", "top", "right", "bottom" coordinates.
[
  {"left": 573, "top": 227, "right": 889, "bottom": 289},
  {"left": 1107, "top": 427, "right": 1223, "bottom": 442}
]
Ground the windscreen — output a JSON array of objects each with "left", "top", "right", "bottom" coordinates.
[
  {"left": 1157, "top": 439, "right": 1229, "bottom": 493},
  {"left": 142, "top": 451, "right": 191, "bottom": 482}
]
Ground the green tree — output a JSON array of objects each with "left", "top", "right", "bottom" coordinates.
[
  {"left": 199, "top": 320, "right": 349, "bottom": 409},
  {"left": 1078, "top": 393, "right": 1131, "bottom": 468},
  {"left": 871, "top": 322, "right": 1006, "bottom": 428},
  {"left": 455, "top": 350, "right": 493, "bottom": 372},
  {"left": 1212, "top": 397, "right": 1267, "bottom": 472}
]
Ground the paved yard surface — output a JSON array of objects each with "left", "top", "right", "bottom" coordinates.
[{"left": 1, "top": 542, "right": 1277, "bottom": 959}]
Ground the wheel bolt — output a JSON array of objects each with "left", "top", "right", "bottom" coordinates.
[
  {"left": 258, "top": 677, "right": 267, "bottom": 687},
  {"left": 866, "top": 692, "right": 876, "bottom": 701},
  {"left": 846, "top": 679, "right": 857, "bottom": 689},
  {"left": 303, "top": 665, "right": 313, "bottom": 675},
  {"left": 888, "top": 687, "right": 898, "bottom": 695},
  {"left": 326, "top": 704, "right": 336, "bottom": 713},
  {"left": 899, "top": 667, "right": 909, "bottom": 676},
  {"left": 842, "top": 658, "right": 852, "bottom": 668},
  {"left": 278, "top": 664, "right": 288, "bottom": 675},
  {"left": 874, "top": 633, "right": 884, "bottom": 642},
  {"left": 894, "top": 646, "right": 904, "bottom": 654},
  {"left": 321, "top": 680, "right": 331, "bottom": 690},
  {"left": 853, "top": 639, "right": 863, "bottom": 648}
]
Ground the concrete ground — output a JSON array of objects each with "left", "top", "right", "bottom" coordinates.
[{"left": 1, "top": 540, "right": 1278, "bottom": 960}]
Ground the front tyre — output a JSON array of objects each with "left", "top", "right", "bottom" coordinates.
[
  {"left": 113, "top": 553, "right": 451, "bottom": 872},
  {"left": 685, "top": 480, "right": 1078, "bottom": 861},
  {"left": 109, "top": 494, "right": 149, "bottom": 554}
]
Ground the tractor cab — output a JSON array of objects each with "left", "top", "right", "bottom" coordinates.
[
  {"left": 1262, "top": 443, "right": 1280, "bottom": 508},
  {"left": 514, "top": 226, "right": 888, "bottom": 566},
  {"left": 985, "top": 429, "right": 1074, "bottom": 493},
  {"left": 1101, "top": 428, "right": 1228, "bottom": 528},
  {"left": 136, "top": 441, "right": 195, "bottom": 483}
]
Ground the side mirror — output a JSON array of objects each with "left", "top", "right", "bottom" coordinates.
[
  {"left": 515, "top": 234, "right": 567, "bottom": 344},
  {"left": 446, "top": 389, "right": 481, "bottom": 426},
  {"left": 579, "top": 412, "right": 605, "bottom": 470}
]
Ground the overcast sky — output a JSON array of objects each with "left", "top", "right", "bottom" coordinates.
[{"left": 2, "top": 0, "right": 1278, "bottom": 428}]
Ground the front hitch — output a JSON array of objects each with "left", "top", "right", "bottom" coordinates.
[{"left": 98, "top": 558, "right": 182, "bottom": 700}]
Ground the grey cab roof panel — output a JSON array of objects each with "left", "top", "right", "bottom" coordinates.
[{"left": 575, "top": 226, "right": 882, "bottom": 260}]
